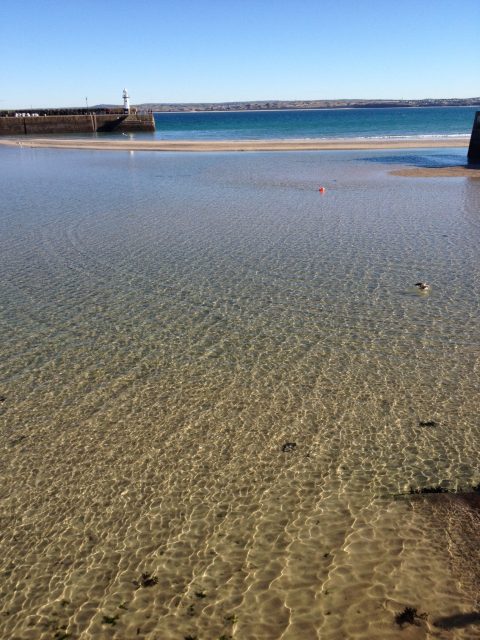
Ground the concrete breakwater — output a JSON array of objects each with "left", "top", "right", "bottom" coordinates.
[{"left": 0, "top": 113, "right": 155, "bottom": 135}]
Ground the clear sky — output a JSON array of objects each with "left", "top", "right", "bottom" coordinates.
[{"left": 1, "top": 0, "right": 479, "bottom": 108}]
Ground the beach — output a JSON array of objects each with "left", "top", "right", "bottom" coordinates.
[
  {"left": 0, "top": 135, "right": 470, "bottom": 153},
  {"left": 1, "top": 146, "right": 479, "bottom": 639}
]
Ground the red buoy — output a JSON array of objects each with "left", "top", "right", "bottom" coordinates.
[{"left": 319, "top": 186, "right": 326, "bottom": 193}]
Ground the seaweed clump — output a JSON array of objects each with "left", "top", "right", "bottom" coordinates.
[
  {"left": 419, "top": 420, "right": 438, "bottom": 427},
  {"left": 395, "top": 607, "right": 427, "bottom": 627},
  {"left": 410, "top": 486, "right": 448, "bottom": 495},
  {"left": 224, "top": 613, "right": 238, "bottom": 624},
  {"left": 133, "top": 572, "right": 158, "bottom": 588}
]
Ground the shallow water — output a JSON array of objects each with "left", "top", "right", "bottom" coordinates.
[{"left": 0, "top": 148, "right": 479, "bottom": 639}]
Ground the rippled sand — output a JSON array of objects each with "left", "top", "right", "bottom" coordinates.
[{"left": 0, "top": 149, "right": 479, "bottom": 639}]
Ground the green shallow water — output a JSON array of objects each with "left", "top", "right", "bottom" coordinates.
[{"left": 0, "top": 148, "right": 479, "bottom": 639}]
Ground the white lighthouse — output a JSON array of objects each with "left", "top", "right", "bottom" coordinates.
[{"left": 122, "top": 88, "right": 130, "bottom": 114}]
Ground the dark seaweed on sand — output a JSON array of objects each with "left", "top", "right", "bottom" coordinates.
[
  {"left": 410, "top": 486, "right": 448, "bottom": 494},
  {"left": 133, "top": 572, "right": 158, "bottom": 588},
  {"left": 395, "top": 606, "right": 427, "bottom": 627}
]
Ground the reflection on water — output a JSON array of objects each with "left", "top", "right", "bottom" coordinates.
[{"left": 0, "top": 149, "right": 479, "bottom": 639}]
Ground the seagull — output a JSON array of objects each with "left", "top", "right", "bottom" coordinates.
[{"left": 415, "top": 282, "right": 430, "bottom": 291}]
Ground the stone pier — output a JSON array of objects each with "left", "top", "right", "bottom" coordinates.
[
  {"left": 0, "top": 112, "right": 155, "bottom": 136},
  {"left": 467, "top": 111, "right": 480, "bottom": 163}
]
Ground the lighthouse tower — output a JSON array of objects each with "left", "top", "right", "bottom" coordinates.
[{"left": 122, "top": 88, "right": 130, "bottom": 114}]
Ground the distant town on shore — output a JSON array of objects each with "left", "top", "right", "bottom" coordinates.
[{"left": 128, "top": 97, "right": 480, "bottom": 112}]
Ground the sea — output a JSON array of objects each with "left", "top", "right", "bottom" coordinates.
[
  {"left": 150, "top": 105, "right": 477, "bottom": 141},
  {"left": 1, "top": 109, "right": 479, "bottom": 639}
]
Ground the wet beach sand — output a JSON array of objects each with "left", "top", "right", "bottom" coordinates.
[
  {"left": 1, "top": 147, "right": 479, "bottom": 640},
  {"left": 0, "top": 135, "right": 470, "bottom": 153},
  {"left": 391, "top": 166, "right": 480, "bottom": 178}
]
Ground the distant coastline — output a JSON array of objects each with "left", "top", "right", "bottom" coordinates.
[{"left": 132, "top": 98, "right": 480, "bottom": 113}]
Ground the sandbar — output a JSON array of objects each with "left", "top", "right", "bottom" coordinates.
[
  {"left": 0, "top": 136, "right": 470, "bottom": 152},
  {"left": 391, "top": 165, "right": 480, "bottom": 178}
]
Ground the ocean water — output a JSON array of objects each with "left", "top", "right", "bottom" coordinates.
[
  {"left": 0, "top": 146, "right": 479, "bottom": 639},
  {"left": 151, "top": 106, "right": 479, "bottom": 141}
]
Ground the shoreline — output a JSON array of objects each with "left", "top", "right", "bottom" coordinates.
[
  {"left": 0, "top": 135, "right": 469, "bottom": 152},
  {"left": 3, "top": 136, "right": 478, "bottom": 177}
]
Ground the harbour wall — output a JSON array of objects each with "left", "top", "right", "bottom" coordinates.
[
  {"left": 0, "top": 113, "right": 155, "bottom": 135},
  {"left": 467, "top": 111, "right": 480, "bottom": 163}
]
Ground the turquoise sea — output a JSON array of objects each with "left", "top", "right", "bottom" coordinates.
[
  {"left": 151, "top": 106, "right": 478, "bottom": 141},
  {"left": 1, "top": 141, "right": 479, "bottom": 638}
]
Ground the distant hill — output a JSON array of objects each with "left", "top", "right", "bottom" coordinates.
[{"left": 134, "top": 97, "right": 480, "bottom": 113}]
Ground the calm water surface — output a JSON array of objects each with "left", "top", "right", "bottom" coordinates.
[
  {"left": 0, "top": 148, "right": 479, "bottom": 639},
  {"left": 152, "top": 107, "right": 478, "bottom": 140}
]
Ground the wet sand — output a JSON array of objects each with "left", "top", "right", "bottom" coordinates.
[
  {"left": 0, "top": 136, "right": 470, "bottom": 152},
  {"left": 391, "top": 166, "right": 480, "bottom": 178}
]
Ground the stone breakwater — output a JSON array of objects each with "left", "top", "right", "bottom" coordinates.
[
  {"left": 0, "top": 113, "right": 155, "bottom": 135},
  {"left": 467, "top": 111, "right": 480, "bottom": 163}
]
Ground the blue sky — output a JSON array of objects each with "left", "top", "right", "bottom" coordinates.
[{"left": 1, "top": 0, "right": 479, "bottom": 108}]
